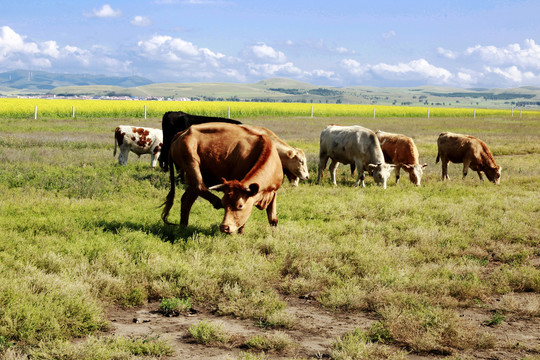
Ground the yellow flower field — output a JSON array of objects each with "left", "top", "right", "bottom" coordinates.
[{"left": 0, "top": 98, "right": 536, "bottom": 119}]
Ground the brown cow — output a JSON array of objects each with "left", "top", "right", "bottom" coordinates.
[
  {"left": 376, "top": 130, "right": 427, "bottom": 186},
  {"left": 161, "top": 123, "right": 283, "bottom": 234},
  {"left": 242, "top": 125, "right": 309, "bottom": 186},
  {"left": 436, "top": 132, "right": 501, "bottom": 184}
]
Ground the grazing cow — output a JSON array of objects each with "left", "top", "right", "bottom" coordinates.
[
  {"left": 114, "top": 126, "right": 163, "bottom": 168},
  {"left": 375, "top": 130, "right": 427, "bottom": 186},
  {"left": 317, "top": 125, "right": 394, "bottom": 189},
  {"left": 242, "top": 125, "right": 309, "bottom": 186},
  {"left": 159, "top": 111, "right": 242, "bottom": 171},
  {"left": 161, "top": 123, "right": 283, "bottom": 234},
  {"left": 436, "top": 132, "right": 501, "bottom": 184}
]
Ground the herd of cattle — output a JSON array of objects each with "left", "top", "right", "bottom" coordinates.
[{"left": 113, "top": 111, "right": 502, "bottom": 234}]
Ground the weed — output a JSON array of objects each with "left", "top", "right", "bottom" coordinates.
[
  {"left": 243, "top": 331, "right": 295, "bottom": 352},
  {"left": 159, "top": 296, "right": 192, "bottom": 316},
  {"left": 483, "top": 312, "right": 506, "bottom": 327},
  {"left": 188, "top": 320, "right": 230, "bottom": 344}
]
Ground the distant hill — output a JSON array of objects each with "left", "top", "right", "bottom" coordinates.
[
  {"left": 0, "top": 70, "right": 153, "bottom": 92},
  {"left": 1, "top": 71, "right": 539, "bottom": 109}
]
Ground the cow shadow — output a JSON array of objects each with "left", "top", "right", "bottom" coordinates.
[{"left": 97, "top": 220, "right": 220, "bottom": 243}]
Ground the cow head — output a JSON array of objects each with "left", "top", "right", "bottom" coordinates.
[
  {"left": 208, "top": 178, "right": 260, "bottom": 234},
  {"left": 402, "top": 163, "right": 428, "bottom": 186},
  {"left": 485, "top": 165, "right": 502, "bottom": 185},
  {"left": 285, "top": 148, "right": 309, "bottom": 185},
  {"left": 368, "top": 163, "right": 395, "bottom": 189}
]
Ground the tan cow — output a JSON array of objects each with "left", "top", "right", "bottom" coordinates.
[
  {"left": 436, "top": 132, "right": 501, "bottom": 184},
  {"left": 376, "top": 130, "right": 427, "bottom": 186},
  {"left": 242, "top": 125, "right": 309, "bottom": 186},
  {"left": 161, "top": 123, "right": 283, "bottom": 234}
]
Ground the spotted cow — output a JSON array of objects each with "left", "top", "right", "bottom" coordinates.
[{"left": 114, "top": 125, "right": 163, "bottom": 168}]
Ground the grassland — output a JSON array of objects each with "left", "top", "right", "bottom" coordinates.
[{"left": 0, "top": 108, "right": 539, "bottom": 359}]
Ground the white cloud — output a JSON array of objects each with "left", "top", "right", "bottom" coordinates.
[
  {"left": 131, "top": 16, "right": 152, "bottom": 27},
  {"left": 437, "top": 47, "right": 457, "bottom": 59},
  {"left": 466, "top": 39, "right": 540, "bottom": 69},
  {"left": 0, "top": 26, "right": 131, "bottom": 74},
  {"left": 137, "top": 35, "right": 225, "bottom": 62},
  {"left": 340, "top": 59, "right": 369, "bottom": 76},
  {"left": 0, "top": 26, "right": 39, "bottom": 56},
  {"left": 87, "top": 4, "right": 122, "bottom": 18},
  {"left": 372, "top": 59, "right": 453, "bottom": 83},
  {"left": 249, "top": 43, "right": 286, "bottom": 63},
  {"left": 382, "top": 30, "right": 396, "bottom": 39},
  {"left": 248, "top": 62, "right": 302, "bottom": 77}
]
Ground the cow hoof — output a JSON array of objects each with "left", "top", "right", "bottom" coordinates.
[{"left": 270, "top": 219, "right": 278, "bottom": 227}]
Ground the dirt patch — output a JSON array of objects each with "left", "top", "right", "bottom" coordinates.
[{"left": 107, "top": 295, "right": 539, "bottom": 359}]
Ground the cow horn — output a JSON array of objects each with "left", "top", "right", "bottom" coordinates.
[{"left": 208, "top": 184, "right": 226, "bottom": 192}]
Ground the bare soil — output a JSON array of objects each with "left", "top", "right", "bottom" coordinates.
[{"left": 107, "top": 294, "right": 540, "bottom": 359}]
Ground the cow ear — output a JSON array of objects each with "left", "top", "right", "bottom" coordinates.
[
  {"left": 286, "top": 149, "right": 295, "bottom": 159},
  {"left": 246, "top": 183, "right": 259, "bottom": 196},
  {"left": 422, "top": 163, "right": 428, "bottom": 169}
]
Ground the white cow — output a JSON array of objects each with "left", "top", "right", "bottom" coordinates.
[
  {"left": 317, "top": 125, "right": 394, "bottom": 189},
  {"left": 113, "top": 126, "right": 163, "bottom": 168},
  {"left": 241, "top": 125, "right": 309, "bottom": 186}
]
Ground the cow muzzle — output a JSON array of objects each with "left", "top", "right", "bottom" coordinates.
[{"left": 219, "top": 223, "right": 244, "bottom": 234}]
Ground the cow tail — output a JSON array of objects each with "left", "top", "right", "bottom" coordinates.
[
  {"left": 436, "top": 153, "right": 440, "bottom": 164},
  {"left": 113, "top": 135, "right": 117, "bottom": 157},
  {"left": 161, "top": 156, "right": 177, "bottom": 225}
]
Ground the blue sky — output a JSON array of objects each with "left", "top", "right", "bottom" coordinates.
[{"left": 1, "top": 0, "right": 539, "bottom": 88}]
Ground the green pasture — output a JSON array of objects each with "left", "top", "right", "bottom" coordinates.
[{"left": 0, "top": 112, "right": 539, "bottom": 359}]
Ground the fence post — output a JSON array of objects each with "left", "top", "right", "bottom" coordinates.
[
  {"left": 34, "top": 106, "right": 37, "bottom": 120},
  {"left": 228, "top": 106, "right": 231, "bottom": 119},
  {"left": 373, "top": 108, "right": 376, "bottom": 119},
  {"left": 474, "top": 109, "right": 476, "bottom": 118},
  {"left": 144, "top": 105, "right": 147, "bottom": 119},
  {"left": 311, "top": 106, "right": 313, "bottom": 118},
  {"left": 72, "top": 106, "right": 75, "bottom": 118},
  {"left": 427, "top": 108, "right": 430, "bottom": 119},
  {"left": 511, "top": 108, "right": 514, "bottom": 117}
]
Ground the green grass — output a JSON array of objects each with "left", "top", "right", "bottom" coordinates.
[{"left": 0, "top": 113, "right": 539, "bottom": 357}]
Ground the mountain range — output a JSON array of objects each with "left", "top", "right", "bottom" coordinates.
[{"left": 1, "top": 70, "right": 540, "bottom": 109}]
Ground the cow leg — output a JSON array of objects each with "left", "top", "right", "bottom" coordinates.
[
  {"left": 266, "top": 192, "right": 278, "bottom": 227},
  {"left": 354, "top": 160, "right": 365, "bottom": 187},
  {"left": 317, "top": 155, "right": 329, "bottom": 184},
  {"left": 441, "top": 158, "right": 449, "bottom": 180},
  {"left": 180, "top": 188, "right": 198, "bottom": 227},
  {"left": 329, "top": 159, "right": 339, "bottom": 185},
  {"left": 150, "top": 153, "right": 158, "bottom": 169},
  {"left": 118, "top": 147, "right": 129, "bottom": 165},
  {"left": 199, "top": 190, "right": 224, "bottom": 209},
  {"left": 462, "top": 159, "right": 471, "bottom": 180},
  {"left": 395, "top": 165, "right": 401, "bottom": 184},
  {"left": 477, "top": 171, "right": 484, "bottom": 181}
]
